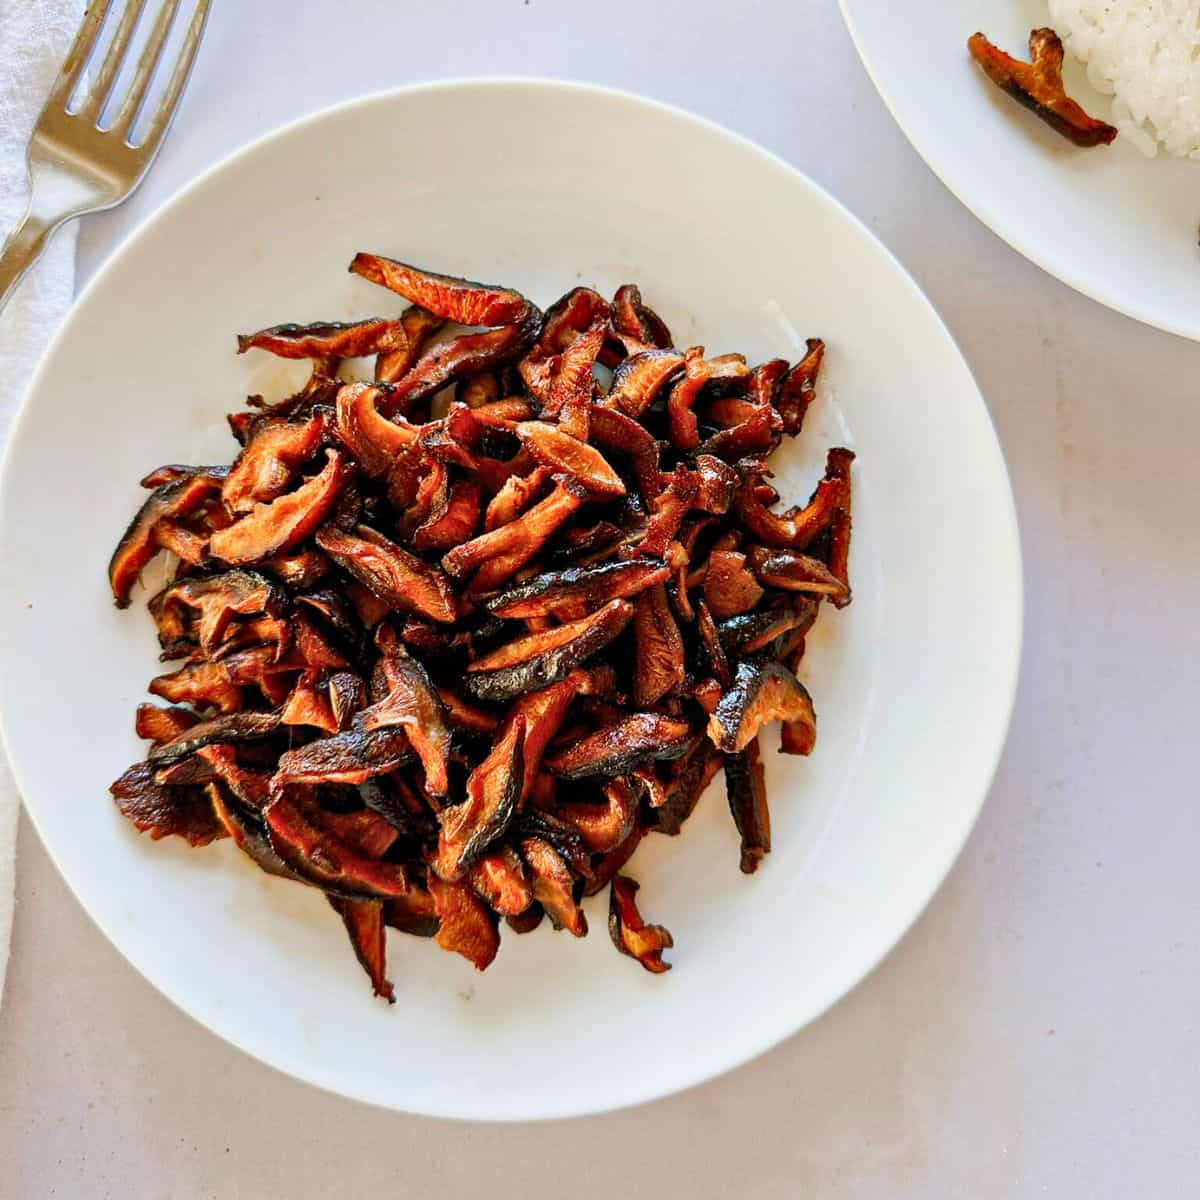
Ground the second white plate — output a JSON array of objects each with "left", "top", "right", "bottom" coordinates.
[{"left": 842, "top": 0, "right": 1200, "bottom": 341}]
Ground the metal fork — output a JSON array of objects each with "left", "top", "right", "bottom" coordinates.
[{"left": 0, "top": 0, "right": 211, "bottom": 314}]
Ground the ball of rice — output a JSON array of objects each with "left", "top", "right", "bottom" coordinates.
[{"left": 1047, "top": 0, "right": 1200, "bottom": 158}]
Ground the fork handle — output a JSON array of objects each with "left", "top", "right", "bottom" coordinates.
[{"left": 0, "top": 209, "right": 60, "bottom": 316}]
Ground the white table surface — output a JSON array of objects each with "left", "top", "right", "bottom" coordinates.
[{"left": 4, "top": 2, "right": 1199, "bottom": 1195}]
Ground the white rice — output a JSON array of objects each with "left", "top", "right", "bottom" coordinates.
[{"left": 1047, "top": 0, "right": 1200, "bottom": 158}]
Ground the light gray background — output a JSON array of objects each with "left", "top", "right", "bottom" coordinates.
[{"left": 4, "top": 2, "right": 1199, "bottom": 1196}]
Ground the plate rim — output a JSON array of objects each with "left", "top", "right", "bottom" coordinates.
[
  {"left": 838, "top": 0, "right": 1200, "bottom": 344},
  {"left": 0, "top": 75, "right": 1024, "bottom": 1120}
]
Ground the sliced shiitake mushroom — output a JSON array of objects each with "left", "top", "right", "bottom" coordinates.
[
  {"left": 315, "top": 523, "right": 457, "bottom": 624},
  {"left": 486, "top": 557, "right": 668, "bottom": 622},
  {"left": 557, "top": 777, "right": 639, "bottom": 854},
  {"left": 264, "top": 789, "right": 415, "bottom": 898},
  {"left": 209, "top": 450, "right": 349, "bottom": 565},
  {"left": 146, "top": 710, "right": 282, "bottom": 767},
  {"left": 271, "top": 723, "right": 413, "bottom": 790},
  {"left": 724, "top": 736, "right": 770, "bottom": 874},
  {"left": 109, "top": 762, "right": 225, "bottom": 846},
  {"left": 464, "top": 598, "right": 634, "bottom": 702},
  {"left": 109, "top": 469, "right": 225, "bottom": 606},
  {"left": 470, "top": 845, "right": 534, "bottom": 916},
  {"left": 435, "top": 716, "right": 525, "bottom": 880},
  {"left": 544, "top": 713, "right": 693, "bottom": 779},
  {"left": 349, "top": 254, "right": 534, "bottom": 327},
  {"left": 328, "top": 895, "right": 394, "bottom": 1002},
  {"left": 746, "top": 546, "right": 849, "bottom": 601},
  {"left": 515, "top": 421, "right": 625, "bottom": 497},
  {"left": 608, "top": 875, "right": 673, "bottom": 973},
  {"left": 237, "top": 317, "right": 405, "bottom": 359},
  {"left": 222, "top": 414, "right": 327, "bottom": 514},
  {"left": 427, "top": 874, "right": 500, "bottom": 970},
  {"left": 707, "top": 659, "right": 816, "bottom": 754},
  {"left": 360, "top": 633, "right": 451, "bottom": 797},
  {"left": 633, "top": 582, "right": 685, "bottom": 707},
  {"left": 520, "top": 835, "right": 587, "bottom": 936},
  {"left": 967, "top": 28, "right": 1118, "bottom": 148}
]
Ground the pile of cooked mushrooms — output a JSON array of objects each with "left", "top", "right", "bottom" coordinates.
[{"left": 108, "top": 256, "right": 855, "bottom": 999}]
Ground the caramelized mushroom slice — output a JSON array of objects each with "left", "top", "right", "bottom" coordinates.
[
  {"left": 157, "top": 570, "right": 286, "bottom": 655},
  {"left": 521, "top": 836, "right": 587, "bottom": 936},
  {"left": 360, "top": 637, "right": 452, "bottom": 798},
  {"left": 696, "top": 599, "right": 732, "bottom": 688},
  {"left": 221, "top": 414, "right": 327, "bottom": 514},
  {"left": 515, "top": 421, "right": 625, "bottom": 497},
  {"left": 544, "top": 713, "right": 693, "bottom": 779},
  {"left": 777, "top": 338, "right": 823, "bottom": 436},
  {"left": 260, "top": 546, "right": 332, "bottom": 589},
  {"left": 465, "top": 598, "right": 634, "bottom": 702},
  {"left": 968, "top": 28, "right": 1118, "bottom": 148},
  {"left": 194, "top": 745, "right": 272, "bottom": 811},
  {"left": 427, "top": 874, "right": 500, "bottom": 970},
  {"left": 315, "top": 524, "right": 458, "bottom": 624},
  {"left": 697, "top": 403, "right": 779, "bottom": 460},
  {"left": 148, "top": 661, "right": 244, "bottom": 715},
  {"left": 666, "top": 349, "right": 711, "bottom": 450},
  {"left": 237, "top": 317, "right": 406, "bottom": 359},
  {"left": 328, "top": 896, "right": 394, "bottom": 1002},
  {"left": 504, "top": 903, "right": 546, "bottom": 934},
  {"left": 630, "top": 466, "right": 697, "bottom": 559},
  {"left": 264, "top": 789, "right": 415, "bottom": 898},
  {"left": 724, "top": 736, "right": 770, "bottom": 873},
  {"left": 588, "top": 405, "right": 662, "bottom": 501},
  {"left": 746, "top": 546, "right": 849, "bottom": 601},
  {"left": 435, "top": 717, "right": 525, "bottom": 880},
  {"left": 717, "top": 598, "right": 819, "bottom": 657},
  {"left": 412, "top": 480, "right": 481, "bottom": 553},
  {"left": 543, "top": 325, "right": 605, "bottom": 440},
  {"left": 651, "top": 737, "right": 721, "bottom": 836},
  {"left": 734, "top": 448, "right": 853, "bottom": 550},
  {"left": 484, "top": 465, "right": 551, "bottom": 531},
  {"left": 109, "top": 762, "right": 225, "bottom": 846},
  {"left": 444, "top": 477, "right": 587, "bottom": 594},
  {"left": 608, "top": 875, "right": 673, "bottom": 973},
  {"left": 375, "top": 305, "right": 446, "bottom": 385},
  {"left": 604, "top": 349, "right": 686, "bottom": 418},
  {"left": 470, "top": 846, "right": 534, "bottom": 916},
  {"left": 612, "top": 284, "right": 673, "bottom": 349},
  {"left": 707, "top": 659, "right": 816, "bottom": 754},
  {"left": 703, "top": 549, "right": 764, "bottom": 618},
  {"left": 271, "top": 723, "right": 413, "bottom": 789},
  {"left": 134, "top": 703, "right": 199, "bottom": 745},
  {"left": 384, "top": 321, "right": 539, "bottom": 413},
  {"left": 151, "top": 520, "right": 209, "bottom": 567},
  {"left": 558, "top": 777, "right": 639, "bottom": 854},
  {"left": 280, "top": 672, "right": 339, "bottom": 734},
  {"left": 486, "top": 557, "right": 668, "bottom": 622},
  {"left": 384, "top": 886, "right": 441, "bottom": 939},
  {"left": 109, "top": 469, "right": 224, "bottom": 606},
  {"left": 209, "top": 450, "right": 349, "bottom": 565},
  {"left": 349, "top": 253, "right": 534, "bottom": 327},
  {"left": 146, "top": 710, "right": 282, "bottom": 767},
  {"left": 334, "top": 382, "right": 420, "bottom": 478},
  {"left": 206, "top": 783, "right": 300, "bottom": 879},
  {"left": 633, "top": 582, "right": 685, "bottom": 707}
]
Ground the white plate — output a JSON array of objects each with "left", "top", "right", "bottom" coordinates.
[
  {"left": 0, "top": 80, "right": 1021, "bottom": 1120},
  {"left": 841, "top": 0, "right": 1200, "bottom": 341}
]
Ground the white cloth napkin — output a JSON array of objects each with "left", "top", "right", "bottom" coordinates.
[{"left": 0, "top": 1, "right": 84, "bottom": 1005}]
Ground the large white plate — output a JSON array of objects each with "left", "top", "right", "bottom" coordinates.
[
  {"left": 841, "top": 0, "right": 1200, "bottom": 341},
  {"left": 0, "top": 80, "right": 1021, "bottom": 1120}
]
